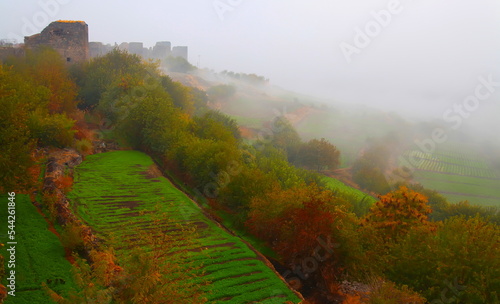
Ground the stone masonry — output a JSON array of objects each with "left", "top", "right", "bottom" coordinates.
[{"left": 24, "top": 20, "right": 89, "bottom": 64}]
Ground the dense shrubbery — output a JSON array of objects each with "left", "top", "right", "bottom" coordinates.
[
  {"left": 2, "top": 48, "right": 498, "bottom": 303},
  {"left": 69, "top": 50, "right": 500, "bottom": 303},
  {"left": 71, "top": 49, "right": 150, "bottom": 110},
  {"left": 357, "top": 186, "right": 500, "bottom": 303},
  {"left": 296, "top": 138, "right": 341, "bottom": 171},
  {"left": 0, "top": 49, "right": 77, "bottom": 191},
  {"left": 352, "top": 143, "right": 391, "bottom": 194}
]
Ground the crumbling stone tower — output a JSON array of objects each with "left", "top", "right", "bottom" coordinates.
[{"left": 24, "top": 20, "right": 89, "bottom": 63}]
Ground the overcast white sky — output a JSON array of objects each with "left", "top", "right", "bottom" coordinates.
[{"left": 1, "top": 0, "right": 500, "bottom": 118}]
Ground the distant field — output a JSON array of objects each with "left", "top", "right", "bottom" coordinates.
[
  {"left": 402, "top": 150, "right": 497, "bottom": 178},
  {"left": 68, "top": 151, "right": 301, "bottom": 304},
  {"left": 400, "top": 149, "right": 500, "bottom": 207},
  {"left": 0, "top": 194, "right": 76, "bottom": 303}
]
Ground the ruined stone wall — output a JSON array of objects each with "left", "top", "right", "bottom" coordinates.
[
  {"left": 128, "top": 42, "right": 143, "bottom": 56},
  {"left": 152, "top": 41, "right": 171, "bottom": 59},
  {"left": 89, "top": 42, "right": 114, "bottom": 58},
  {"left": 88, "top": 40, "right": 181, "bottom": 62},
  {"left": 172, "top": 46, "right": 188, "bottom": 60},
  {"left": 25, "top": 21, "right": 89, "bottom": 63}
]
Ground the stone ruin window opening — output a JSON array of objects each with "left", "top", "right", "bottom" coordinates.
[
  {"left": 66, "top": 57, "right": 71, "bottom": 62},
  {"left": 51, "top": 29, "right": 64, "bottom": 36}
]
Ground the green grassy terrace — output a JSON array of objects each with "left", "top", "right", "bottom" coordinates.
[{"left": 68, "top": 150, "right": 301, "bottom": 304}]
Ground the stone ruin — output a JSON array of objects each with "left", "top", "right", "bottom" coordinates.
[
  {"left": 1, "top": 20, "right": 189, "bottom": 64},
  {"left": 24, "top": 20, "right": 89, "bottom": 64},
  {"left": 90, "top": 40, "right": 188, "bottom": 61}
]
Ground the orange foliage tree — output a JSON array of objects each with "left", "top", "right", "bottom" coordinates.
[
  {"left": 362, "top": 186, "right": 435, "bottom": 242},
  {"left": 7, "top": 47, "right": 78, "bottom": 115},
  {"left": 246, "top": 185, "right": 350, "bottom": 265}
]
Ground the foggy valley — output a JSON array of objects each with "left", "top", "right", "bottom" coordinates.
[{"left": 0, "top": 1, "right": 499, "bottom": 303}]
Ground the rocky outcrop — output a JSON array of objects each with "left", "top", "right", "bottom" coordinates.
[{"left": 42, "top": 148, "right": 99, "bottom": 250}]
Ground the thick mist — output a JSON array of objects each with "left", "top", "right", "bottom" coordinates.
[{"left": 1, "top": 0, "right": 499, "bottom": 144}]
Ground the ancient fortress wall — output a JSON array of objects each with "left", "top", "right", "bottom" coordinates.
[{"left": 24, "top": 20, "right": 89, "bottom": 63}]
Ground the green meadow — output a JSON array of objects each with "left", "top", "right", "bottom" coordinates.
[
  {"left": 323, "top": 177, "right": 376, "bottom": 204},
  {"left": 0, "top": 194, "right": 76, "bottom": 304}
]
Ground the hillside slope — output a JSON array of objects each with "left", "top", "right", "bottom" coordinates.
[
  {"left": 0, "top": 194, "right": 76, "bottom": 303},
  {"left": 68, "top": 151, "right": 302, "bottom": 304}
]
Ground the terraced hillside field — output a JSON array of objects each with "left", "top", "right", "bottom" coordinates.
[
  {"left": 68, "top": 151, "right": 301, "bottom": 304},
  {"left": 400, "top": 149, "right": 500, "bottom": 207}
]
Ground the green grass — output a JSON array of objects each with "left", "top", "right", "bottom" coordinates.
[
  {"left": 323, "top": 176, "right": 377, "bottom": 216},
  {"left": 0, "top": 194, "right": 76, "bottom": 303},
  {"left": 323, "top": 177, "right": 376, "bottom": 203},
  {"left": 217, "top": 210, "right": 279, "bottom": 259},
  {"left": 68, "top": 150, "right": 301, "bottom": 303}
]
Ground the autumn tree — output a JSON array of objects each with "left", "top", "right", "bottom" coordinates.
[
  {"left": 174, "top": 137, "right": 242, "bottom": 188},
  {"left": 0, "top": 64, "right": 74, "bottom": 190},
  {"left": 352, "top": 143, "right": 391, "bottom": 194},
  {"left": 190, "top": 87, "right": 209, "bottom": 111},
  {"left": 5, "top": 47, "right": 79, "bottom": 115},
  {"left": 160, "top": 75, "right": 195, "bottom": 115},
  {"left": 393, "top": 182, "right": 450, "bottom": 222},
  {"left": 218, "top": 166, "right": 277, "bottom": 214},
  {"left": 247, "top": 185, "right": 350, "bottom": 265},
  {"left": 378, "top": 215, "right": 500, "bottom": 304},
  {"left": 362, "top": 186, "right": 435, "bottom": 242},
  {"left": 117, "top": 85, "right": 189, "bottom": 153},
  {"left": 441, "top": 201, "right": 500, "bottom": 225},
  {"left": 0, "top": 66, "right": 36, "bottom": 191},
  {"left": 73, "top": 49, "right": 148, "bottom": 109},
  {"left": 295, "top": 138, "right": 340, "bottom": 171},
  {"left": 268, "top": 116, "right": 302, "bottom": 161},
  {"left": 193, "top": 110, "right": 241, "bottom": 143},
  {"left": 426, "top": 216, "right": 500, "bottom": 303}
]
